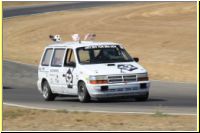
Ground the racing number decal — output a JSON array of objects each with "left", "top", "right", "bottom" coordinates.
[
  {"left": 118, "top": 64, "right": 137, "bottom": 73},
  {"left": 66, "top": 69, "right": 73, "bottom": 88}
]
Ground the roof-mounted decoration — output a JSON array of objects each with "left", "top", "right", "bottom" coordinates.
[
  {"left": 71, "top": 34, "right": 81, "bottom": 43},
  {"left": 49, "top": 33, "right": 97, "bottom": 43},
  {"left": 49, "top": 35, "right": 61, "bottom": 42},
  {"left": 84, "top": 33, "right": 96, "bottom": 41}
]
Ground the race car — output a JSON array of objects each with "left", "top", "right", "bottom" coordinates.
[{"left": 37, "top": 34, "right": 150, "bottom": 102}]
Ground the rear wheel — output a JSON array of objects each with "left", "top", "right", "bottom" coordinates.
[
  {"left": 134, "top": 92, "right": 149, "bottom": 101},
  {"left": 42, "top": 81, "right": 56, "bottom": 101},
  {"left": 78, "top": 82, "right": 90, "bottom": 103}
]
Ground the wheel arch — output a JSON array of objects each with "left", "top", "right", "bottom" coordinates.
[
  {"left": 77, "top": 79, "right": 89, "bottom": 93},
  {"left": 41, "top": 78, "right": 48, "bottom": 90},
  {"left": 77, "top": 80, "right": 85, "bottom": 89}
]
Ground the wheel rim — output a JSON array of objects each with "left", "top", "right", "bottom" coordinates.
[{"left": 43, "top": 84, "right": 49, "bottom": 98}]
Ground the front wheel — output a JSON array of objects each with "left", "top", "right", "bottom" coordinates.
[
  {"left": 134, "top": 92, "right": 149, "bottom": 101},
  {"left": 42, "top": 81, "right": 56, "bottom": 101},
  {"left": 78, "top": 82, "right": 90, "bottom": 103}
]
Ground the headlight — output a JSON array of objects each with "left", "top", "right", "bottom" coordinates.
[
  {"left": 89, "top": 75, "right": 108, "bottom": 84},
  {"left": 137, "top": 73, "right": 149, "bottom": 81}
]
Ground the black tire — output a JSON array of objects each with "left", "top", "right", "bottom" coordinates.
[
  {"left": 42, "top": 80, "right": 56, "bottom": 101},
  {"left": 78, "top": 81, "right": 90, "bottom": 103},
  {"left": 134, "top": 92, "right": 149, "bottom": 101}
]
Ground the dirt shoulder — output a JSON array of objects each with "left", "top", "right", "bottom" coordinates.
[
  {"left": 3, "top": 2, "right": 197, "bottom": 83},
  {"left": 3, "top": 105, "right": 197, "bottom": 131}
]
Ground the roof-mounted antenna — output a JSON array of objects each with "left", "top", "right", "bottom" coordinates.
[
  {"left": 72, "top": 34, "right": 81, "bottom": 43},
  {"left": 84, "top": 33, "right": 96, "bottom": 41},
  {"left": 49, "top": 35, "right": 61, "bottom": 42}
]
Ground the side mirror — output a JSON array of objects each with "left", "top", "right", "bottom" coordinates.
[
  {"left": 133, "top": 57, "right": 139, "bottom": 62},
  {"left": 67, "top": 62, "right": 76, "bottom": 67}
]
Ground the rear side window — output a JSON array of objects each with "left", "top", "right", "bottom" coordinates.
[
  {"left": 41, "top": 48, "right": 53, "bottom": 66},
  {"left": 51, "top": 49, "right": 65, "bottom": 67}
]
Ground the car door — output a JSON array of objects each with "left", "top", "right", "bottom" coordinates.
[
  {"left": 49, "top": 48, "right": 66, "bottom": 94},
  {"left": 61, "top": 48, "right": 78, "bottom": 95}
]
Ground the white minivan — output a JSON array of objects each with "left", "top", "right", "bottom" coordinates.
[{"left": 37, "top": 35, "right": 150, "bottom": 102}]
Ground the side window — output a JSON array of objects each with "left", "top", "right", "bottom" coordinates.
[
  {"left": 41, "top": 48, "right": 53, "bottom": 66},
  {"left": 94, "top": 49, "right": 101, "bottom": 57},
  {"left": 65, "top": 49, "right": 76, "bottom": 66},
  {"left": 70, "top": 50, "right": 76, "bottom": 63},
  {"left": 51, "top": 49, "right": 65, "bottom": 67}
]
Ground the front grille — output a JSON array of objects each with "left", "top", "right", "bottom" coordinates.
[
  {"left": 124, "top": 75, "right": 137, "bottom": 82},
  {"left": 108, "top": 75, "right": 137, "bottom": 83},
  {"left": 108, "top": 76, "right": 123, "bottom": 83}
]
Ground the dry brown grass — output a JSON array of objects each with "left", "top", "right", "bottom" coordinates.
[
  {"left": 3, "top": 2, "right": 197, "bottom": 83},
  {"left": 2, "top": 1, "right": 63, "bottom": 8},
  {"left": 3, "top": 105, "right": 197, "bottom": 131}
]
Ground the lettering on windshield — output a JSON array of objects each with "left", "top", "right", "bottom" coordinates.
[{"left": 84, "top": 45, "right": 117, "bottom": 49}]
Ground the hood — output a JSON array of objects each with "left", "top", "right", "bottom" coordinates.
[{"left": 79, "top": 62, "right": 147, "bottom": 75}]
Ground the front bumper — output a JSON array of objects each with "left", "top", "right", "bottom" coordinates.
[
  {"left": 86, "top": 81, "right": 150, "bottom": 98},
  {"left": 37, "top": 79, "right": 42, "bottom": 93}
]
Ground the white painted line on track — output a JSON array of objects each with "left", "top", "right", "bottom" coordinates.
[
  {"left": 3, "top": 102, "right": 197, "bottom": 116},
  {"left": 3, "top": 103, "right": 56, "bottom": 111}
]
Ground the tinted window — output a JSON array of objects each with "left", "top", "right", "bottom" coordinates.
[
  {"left": 51, "top": 49, "right": 65, "bottom": 67},
  {"left": 42, "top": 48, "right": 53, "bottom": 66}
]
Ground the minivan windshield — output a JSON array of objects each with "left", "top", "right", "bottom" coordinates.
[{"left": 76, "top": 45, "right": 133, "bottom": 64}]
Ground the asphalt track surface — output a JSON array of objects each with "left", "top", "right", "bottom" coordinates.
[
  {"left": 3, "top": 2, "right": 133, "bottom": 18},
  {"left": 3, "top": 2, "right": 197, "bottom": 115},
  {"left": 3, "top": 61, "right": 197, "bottom": 115}
]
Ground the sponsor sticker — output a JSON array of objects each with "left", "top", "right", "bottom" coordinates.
[
  {"left": 65, "top": 69, "right": 73, "bottom": 88},
  {"left": 117, "top": 64, "right": 138, "bottom": 73}
]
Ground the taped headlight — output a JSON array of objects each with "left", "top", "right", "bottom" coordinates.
[
  {"left": 89, "top": 75, "right": 108, "bottom": 84},
  {"left": 137, "top": 73, "right": 149, "bottom": 81},
  {"left": 89, "top": 75, "right": 108, "bottom": 80}
]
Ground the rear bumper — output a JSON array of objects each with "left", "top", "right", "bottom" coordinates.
[{"left": 86, "top": 81, "right": 150, "bottom": 98}]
